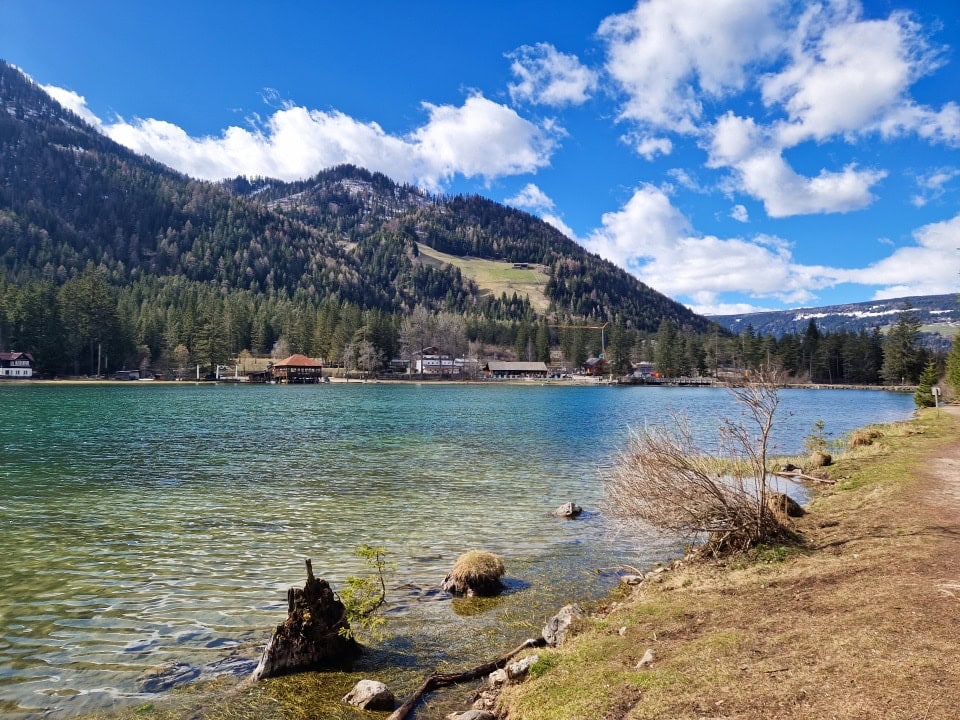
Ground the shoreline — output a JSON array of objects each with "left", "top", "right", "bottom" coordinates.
[
  {"left": 497, "top": 406, "right": 960, "bottom": 719},
  {"left": 2, "top": 377, "right": 919, "bottom": 392}
]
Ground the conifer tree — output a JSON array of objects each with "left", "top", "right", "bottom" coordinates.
[
  {"left": 881, "top": 305, "right": 922, "bottom": 384},
  {"left": 945, "top": 335, "right": 960, "bottom": 397},
  {"left": 914, "top": 359, "right": 939, "bottom": 408}
]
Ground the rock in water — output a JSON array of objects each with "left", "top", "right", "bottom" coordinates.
[
  {"left": 251, "top": 559, "right": 359, "bottom": 681},
  {"left": 542, "top": 604, "right": 584, "bottom": 647},
  {"left": 342, "top": 679, "right": 395, "bottom": 711},
  {"left": 137, "top": 662, "right": 199, "bottom": 692},
  {"left": 552, "top": 501, "right": 583, "bottom": 518}
]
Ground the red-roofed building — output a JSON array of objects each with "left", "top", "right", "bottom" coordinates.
[
  {"left": 269, "top": 354, "right": 323, "bottom": 384},
  {"left": 0, "top": 352, "right": 34, "bottom": 379}
]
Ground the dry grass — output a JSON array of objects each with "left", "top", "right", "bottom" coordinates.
[
  {"left": 500, "top": 407, "right": 960, "bottom": 720},
  {"left": 849, "top": 427, "right": 884, "bottom": 448},
  {"left": 445, "top": 550, "right": 506, "bottom": 596}
]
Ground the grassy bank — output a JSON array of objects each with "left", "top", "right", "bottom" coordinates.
[{"left": 498, "top": 407, "right": 960, "bottom": 720}]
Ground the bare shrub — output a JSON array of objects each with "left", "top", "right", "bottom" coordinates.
[{"left": 603, "top": 370, "right": 794, "bottom": 556}]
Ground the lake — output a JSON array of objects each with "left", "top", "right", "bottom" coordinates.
[{"left": 0, "top": 383, "right": 914, "bottom": 717}]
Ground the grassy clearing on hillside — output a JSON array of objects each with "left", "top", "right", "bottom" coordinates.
[
  {"left": 416, "top": 244, "right": 551, "bottom": 312},
  {"left": 499, "top": 408, "right": 960, "bottom": 720}
]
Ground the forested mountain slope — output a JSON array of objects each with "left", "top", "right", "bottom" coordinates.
[{"left": 0, "top": 60, "right": 716, "bottom": 373}]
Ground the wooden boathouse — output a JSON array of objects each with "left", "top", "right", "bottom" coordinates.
[{"left": 263, "top": 354, "right": 324, "bottom": 384}]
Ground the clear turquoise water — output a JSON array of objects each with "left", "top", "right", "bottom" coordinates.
[{"left": 0, "top": 383, "right": 914, "bottom": 717}]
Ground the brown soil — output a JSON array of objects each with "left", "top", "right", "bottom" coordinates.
[{"left": 499, "top": 407, "right": 960, "bottom": 720}]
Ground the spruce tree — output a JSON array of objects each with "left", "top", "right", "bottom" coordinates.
[
  {"left": 945, "top": 334, "right": 960, "bottom": 397},
  {"left": 914, "top": 359, "right": 939, "bottom": 408},
  {"left": 881, "top": 305, "right": 922, "bottom": 384}
]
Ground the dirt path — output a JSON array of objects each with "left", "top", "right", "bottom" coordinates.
[{"left": 922, "top": 405, "right": 960, "bottom": 604}]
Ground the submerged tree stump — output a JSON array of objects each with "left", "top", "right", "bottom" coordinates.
[{"left": 251, "top": 559, "right": 359, "bottom": 681}]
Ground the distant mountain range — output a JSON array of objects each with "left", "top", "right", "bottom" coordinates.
[
  {"left": 0, "top": 60, "right": 711, "bottom": 334},
  {"left": 710, "top": 294, "right": 959, "bottom": 340}
]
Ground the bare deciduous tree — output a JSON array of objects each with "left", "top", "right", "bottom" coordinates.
[
  {"left": 603, "top": 369, "right": 793, "bottom": 556},
  {"left": 399, "top": 305, "right": 433, "bottom": 379}
]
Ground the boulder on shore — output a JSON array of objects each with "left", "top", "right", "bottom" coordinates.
[
  {"left": 809, "top": 451, "right": 832, "bottom": 468},
  {"left": 250, "top": 559, "right": 359, "bottom": 681},
  {"left": 342, "top": 679, "right": 395, "bottom": 711},
  {"left": 542, "top": 604, "right": 584, "bottom": 647},
  {"left": 767, "top": 491, "right": 805, "bottom": 518},
  {"left": 552, "top": 501, "right": 583, "bottom": 518},
  {"left": 441, "top": 551, "right": 506, "bottom": 597},
  {"left": 446, "top": 711, "right": 496, "bottom": 720}
]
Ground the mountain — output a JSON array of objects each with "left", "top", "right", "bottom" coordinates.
[
  {"left": 0, "top": 60, "right": 711, "bottom": 335},
  {"left": 711, "top": 294, "right": 958, "bottom": 344}
]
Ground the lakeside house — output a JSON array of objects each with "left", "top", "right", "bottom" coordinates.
[
  {"left": 411, "top": 347, "right": 465, "bottom": 376},
  {"left": 583, "top": 357, "right": 608, "bottom": 376},
  {"left": 0, "top": 352, "right": 34, "bottom": 379},
  {"left": 484, "top": 360, "right": 549, "bottom": 379}
]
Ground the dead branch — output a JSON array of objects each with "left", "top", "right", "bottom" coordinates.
[
  {"left": 386, "top": 637, "right": 546, "bottom": 720},
  {"left": 772, "top": 470, "right": 837, "bottom": 484}
]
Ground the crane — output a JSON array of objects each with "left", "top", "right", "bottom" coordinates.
[{"left": 548, "top": 322, "right": 610, "bottom": 357}]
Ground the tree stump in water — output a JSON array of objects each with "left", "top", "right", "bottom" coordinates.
[{"left": 251, "top": 559, "right": 359, "bottom": 681}]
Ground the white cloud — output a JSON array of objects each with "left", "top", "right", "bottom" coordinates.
[
  {"left": 707, "top": 112, "right": 887, "bottom": 217},
  {"left": 841, "top": 213, "right": 960, "bottom": 296},
  {"left": 874, "top": 101, "right": 960, "bottom": 145},
  {"left": 42, "top": 87, "right": 557, "bottom": 189},
  {"left": 579, "top": 183, "right": 958, "bottom": 309},
  {"left": 507, "top": 43, "right": 598, "bottom": 107},
  {"left": 542, "top": 213, "right": 578, "bottom": 240},
  {"left": 505, "top": 184, "right": 577, "bottom": 239},
  {"left": 910, "top": 167, "right": 960, "bottom": 207},
  {"left": 596, "top": 1, "right": 958, "bottom": 219},
  {"left": 628, "top": 134, "right": 673, "bottom": 160},
  {"left": 580, "top": 185, "right": 834, "bottom": 304},
  {"left": 690, "top": 294, "right": 776, "bottom": 316},
  {"left": 505, "top": 182, "right": 555, "bottom": 212},
  {"left": 40, "top": 84, "right": 102, "bottom": 127},
  {"left": 730, "top": 204, "right": 749, "bottom": 222},
  {"left": 599, "top": 0, "right": 785, "bottom": 133},
  {"left": 666, "top": 168, "right": 706, "bottom": 193},
  {"left": 411, "top": 95, "right": 557, "bottom": 186},
  {"left": 764, "top": 9, "right": 936, "bottom": 146}
]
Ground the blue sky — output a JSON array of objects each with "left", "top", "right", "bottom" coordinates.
[{"left": 3, "top": 0, "right": 960, "bottom": 314}]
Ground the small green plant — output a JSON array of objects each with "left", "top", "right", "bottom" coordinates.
[
  {"left": 529, "top": 653, "right": 560, "bottom": 677},
  {"left": 804, "top": 419, "right": 831, "bottom": 454},
  {"left": 338, "top": 544, "right": 393, "bottom": 642},
  {"left": 752, "top": 544, "right": 794, "bottom": 563}
]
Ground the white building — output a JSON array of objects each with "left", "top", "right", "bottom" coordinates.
[
  {"left": 0, "top": 352, "right": 34, "bottom": 378},
  {"left": 411, "top": 347, "right": 465, "bottom": 376}
]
